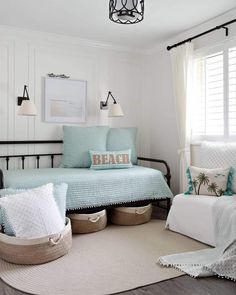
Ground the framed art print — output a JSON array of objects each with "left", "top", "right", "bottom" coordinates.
[{"left": 44, "top": 78, "right": 87, "bottom": 123}]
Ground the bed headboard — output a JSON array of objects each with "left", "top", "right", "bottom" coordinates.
[{"left": 0, "top": 140, "right": 63, "bottom": 170}]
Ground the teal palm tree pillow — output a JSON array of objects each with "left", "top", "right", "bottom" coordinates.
[{"left": 185, "top": 166, "right": 234, "bottom": 197}]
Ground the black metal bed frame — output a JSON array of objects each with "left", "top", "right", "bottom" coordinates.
[{"left": 0, "top": 140, "right": 171, "bottom": 213}]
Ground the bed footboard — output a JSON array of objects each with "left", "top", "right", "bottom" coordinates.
[
  {"left": 0, "top": 169, "right": 3, "bottom": 189},
  {"left": 137, "top": 157, "right": 171, "bottom": 187},
  {"left": 137, "top": 157, "right": 171, "bottom": 214}
]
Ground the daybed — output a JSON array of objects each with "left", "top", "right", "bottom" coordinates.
[
  {"left": 0, "top": 165, "right": 172, "bottom": 212},
  {"left": 0, "top": 126, "right": 173, "bottom": 214}
]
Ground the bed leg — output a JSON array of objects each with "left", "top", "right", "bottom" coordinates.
[
  {"left": 0, "top": 169, "right": 4, "bottom": 189},
  {"left": 166, "top": 198, "right": 171, "bottom": 215}
]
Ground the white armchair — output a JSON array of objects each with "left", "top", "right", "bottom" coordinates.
[{"left": 166, "top": 142, "right": 236, "bottom": 246}]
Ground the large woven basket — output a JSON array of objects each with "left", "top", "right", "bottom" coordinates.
[
  {"left": 0, "top": 217, "right": 72, "bottom": 265},
  {"left": 67, "top": 210, "right": 107, "bottom": 234},
  {"left": 111, "top": 204, "right": 152, "bottom": 226}
]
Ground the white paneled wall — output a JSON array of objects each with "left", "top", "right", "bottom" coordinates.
[{"left": 0, "top": 27, "right": 146, "bottom": 169}]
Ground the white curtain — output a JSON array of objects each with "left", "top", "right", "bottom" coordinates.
[{"left": 170, "top": 43, "right": 193, "bottom": 193}]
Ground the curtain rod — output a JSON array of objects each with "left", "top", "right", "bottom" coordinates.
[{"left": 167, "top": 18, "right": 236, "bottom": 51}]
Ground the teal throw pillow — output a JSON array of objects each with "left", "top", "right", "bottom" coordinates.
[
  {"left": 61, "top": 126, "right": 109, "bottom": 168},
  {"left": 89, "top": 150, "right": 132, "bottom": 170},
  {"left": 107, "top": 127, "right": 138, "bottom": 165},
  {"left": 0, "top": 183, "right": 68, "bottom": 236},
  {"left": 230, "top": 167, "right": 236, "bottom": 194}
]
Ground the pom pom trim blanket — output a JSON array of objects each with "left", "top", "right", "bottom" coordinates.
[{"left": 159, "top": 196, "right": 236, "bottom": 281}]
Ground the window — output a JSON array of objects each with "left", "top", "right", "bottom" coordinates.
[{"left": 191, "top": 42, "right": 236, "bottom": 140}]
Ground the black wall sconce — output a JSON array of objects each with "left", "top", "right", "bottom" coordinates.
[
  {"left": 100, "top": 91, "right": 124, "bottom": 117},
  {"left": 17, "top": 85, "right": 37, "bottom": 116}
]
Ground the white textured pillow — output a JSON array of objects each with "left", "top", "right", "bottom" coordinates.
[
  {"left": 0, "top": 183, "right": 65, "bottom": 239},
  {"left": 200, "top": 142, "right": 236, "bottom": 193}
]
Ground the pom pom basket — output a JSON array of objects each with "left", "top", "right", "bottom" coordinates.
[
  {"left": 0, "top": 217, "right": 72, "bottom": 265},
  {"left": 67, "top": 209, "right": 107, "bottom": 234},
  {"left": 111, "top": 204, "right": 152, "bottom": 226}
]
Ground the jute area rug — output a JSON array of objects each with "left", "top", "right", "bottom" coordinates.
[{"left": 0, "top": 220, "right": 207, "bottom": 295}]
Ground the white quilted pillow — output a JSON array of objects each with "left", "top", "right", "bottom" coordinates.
[
  {"left": 0, "top": 183, "right": 65, "bottom": 239},
  {"left": 200, "top": 142, "right": 236, "bottom": 193}
]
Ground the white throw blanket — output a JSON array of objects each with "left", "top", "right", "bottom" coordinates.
[{"left": 158, "top": 196, "right": 236, "bottom": 280}]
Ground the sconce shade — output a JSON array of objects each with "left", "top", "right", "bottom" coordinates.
[
  {"left": 17, "top": 85, "right": 37, "bottom": 116},
  {"left": 108, "top": 103, "right": 124, "bottom": 117},
  {"left": 18, "top": 100, "right": 37, "bottom": 116}
]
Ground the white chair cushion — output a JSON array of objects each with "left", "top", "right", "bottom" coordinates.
[{"left": 166, "top": 194, "right": 220, "bottom": 246}]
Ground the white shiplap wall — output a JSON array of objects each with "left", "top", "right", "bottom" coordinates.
[{"left": 0, "top": 27, "right": 147, "bottom": 169}]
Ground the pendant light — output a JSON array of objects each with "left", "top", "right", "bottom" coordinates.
[{"left": 109, "top": 0, "right": 144, "bottom": 24}]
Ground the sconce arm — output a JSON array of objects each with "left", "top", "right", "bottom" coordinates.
[
  {"left": 23, "top": 85, "right": 30, "bottom": 99},
  {"left": 18, "top": 85, "right": 30, "bottom": 106},
  {"left": 106, "top": 91, "right": 117, "bottom": 105},
  {"left": 100, "top": 91, "right": 117, "bottom": 109}
]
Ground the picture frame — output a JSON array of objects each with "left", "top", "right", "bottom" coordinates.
[{"left": 44, "top": 77, "right": 87, "bottom": 123}]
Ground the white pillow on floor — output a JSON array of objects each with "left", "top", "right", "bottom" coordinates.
[{"left": 0, "top": 183, "right": 65, "bottom": 239}]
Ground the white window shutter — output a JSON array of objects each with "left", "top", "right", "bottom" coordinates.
[{"left": 192, "top": 51, "right": 224, "bottom": 137}]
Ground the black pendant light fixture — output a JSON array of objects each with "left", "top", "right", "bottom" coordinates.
[{"left": 109, "top": 0, "right": 144, "bottom": 24}]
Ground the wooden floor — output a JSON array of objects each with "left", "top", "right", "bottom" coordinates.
[{"left": 117, "top": 205, "right": 234, "bottom": 295}]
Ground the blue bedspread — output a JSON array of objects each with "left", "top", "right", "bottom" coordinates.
[{"left": 2, "top": 166, "right": 173, "bottom": 210}]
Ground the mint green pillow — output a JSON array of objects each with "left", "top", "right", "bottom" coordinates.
[
  {"left": 61, "top": 126, "right": 109, "bottom": 168},
  {"left": 107, "top": 128, "right": 138, "bottom": 165},
  {"left": 0, "top": 183, "right": 68, "bottom": 236},
  {"left": 89, "top": 150, "right": 132, "bottom": 170}
]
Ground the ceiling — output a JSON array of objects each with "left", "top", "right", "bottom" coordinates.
[{"left": 0, "top": 0, "right": 235, "bottom": 50}]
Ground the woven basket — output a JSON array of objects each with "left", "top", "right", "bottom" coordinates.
[
  {"left": 67, "top": 210, "right": 107, "bottom": 234},
  {"left": 0, "top": 217, "right": 72, "bottom": 265},
  {"left": 111, "top": 204, "right": 152, "bottom": 226}
]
